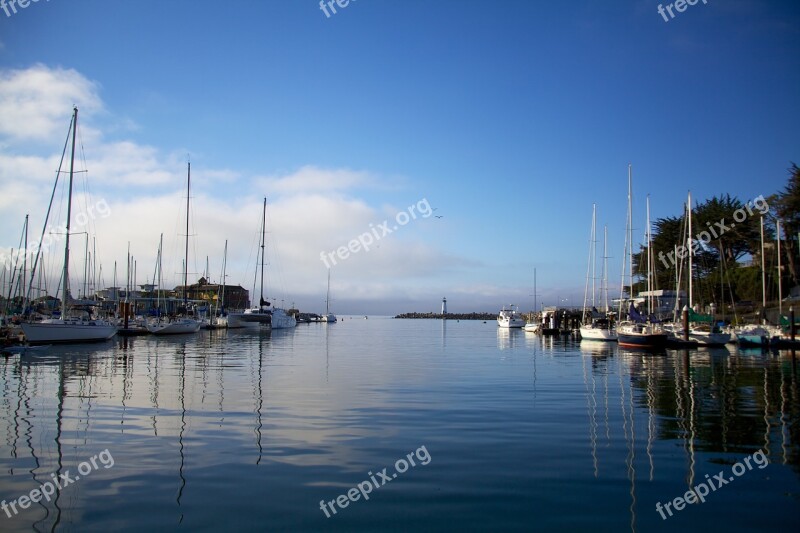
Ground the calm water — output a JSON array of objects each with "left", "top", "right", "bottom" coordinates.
[{"left": 1, "top": 318, "right": 798, "bottom": 532}]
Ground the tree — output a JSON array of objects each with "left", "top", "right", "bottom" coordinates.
[{"left": 769, "top": 163, "right": 800, "bottom": 287}]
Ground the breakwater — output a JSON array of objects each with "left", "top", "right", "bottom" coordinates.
[{"left": 394, "top": 312, "right": 497, "bottom": 320}]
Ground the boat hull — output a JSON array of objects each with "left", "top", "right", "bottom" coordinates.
[
  {"left": 271, "top": 309, "right": 297, "bottom": 329},
  {"left": 146, "top": 319, "right": 202, "bottom": 335},
  {"left": 579, "top": 326, "right": 618, "bottom": 341},
  {"left": 227, "top": 311, "right": 271, "bottom": 329},
  {"left": 617, "top": 333, "right": 668, "bottom": 348},
  {"left": 21, "top": 320, "right": 117, "bottom": 344}
]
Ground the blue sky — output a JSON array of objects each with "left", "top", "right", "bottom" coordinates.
[{"left": 0, "top": 0, "right": 798, "bottom": 314}]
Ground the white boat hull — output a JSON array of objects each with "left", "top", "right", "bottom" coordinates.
[
  {"left": 579, "top": 326, "right": 618, "bottom": 341},
  {"left": 227, "top": 309, "right": 271, "bottom": 329},
  {"left": 146, "top": 318, "right": 202, "bottom": 335},
  {"left": 271, "top": 309, "right": 297, "bottom": 329},
  {"left": 498, "top": 318, "right": 525, "bottom": 328},
  {"left": 21, "top": 319, "right": 117, "bottom": 344},
  {"left": 321, "top": 313, "right": 337, "bottom": 323}
]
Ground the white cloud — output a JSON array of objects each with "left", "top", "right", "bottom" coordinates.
[
  {"left": 0, "top": 65, "right": 484, "bottom": 313},
  {"left": 0, "top": 64, "right": 103, "bottom": 143}
]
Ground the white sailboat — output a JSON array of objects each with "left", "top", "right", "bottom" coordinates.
[
  {"left": 21, "top": 107, "right": 117, "bottom": 344},
  {"left": 321, "top": 269, "right": 337, "bottom": 323},
  {"left": 580, "top": 205, "right": 617, "bottom": 341},
  {"left": 147, "top": 162, "right": 202, "bottom": 335},
  {"left": 669, "top": 192, "right": 731, "bottom": 346},
  {"left": 523, "top": 268, "right": 541, "bottom": 333}
]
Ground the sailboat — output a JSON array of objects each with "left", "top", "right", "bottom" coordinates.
[
  {"left": 523, "top": 268, "right": 541, "bottom": 333},
  {"left": 320, "top": 269, "right": 337, "bottom": 323},
  {"left": 146, "top": 163, "right": 202, "bottom": 335},
  {"left": 202, "top": 241, "right": 229, "bottom": 330},
  {"left": 229, "top": 198, "right": 296, "bottom": 329},
  {"left": 616, "top": 167, "right": 667, "bottom": 349},
  {"left": 21, "top": 107, "right": 117, "bottom": 344},
  {"left": 680, "top": 192, "right": 731, "bottom": 346},
  {"left": 580, "top": 205, "right": 617, "bottom": 341}
]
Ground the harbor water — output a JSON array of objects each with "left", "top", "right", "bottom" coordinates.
[{"left": 1, "top": 318, "right": 798, "bottom": 531}]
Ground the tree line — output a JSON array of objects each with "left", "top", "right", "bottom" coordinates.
[{"left": 630, "top": 163, "right": 799, "bottom": 308}]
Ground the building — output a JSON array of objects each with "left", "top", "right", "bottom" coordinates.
[{"left": 173, "top": 277, "right": 250, "bottom": 310}]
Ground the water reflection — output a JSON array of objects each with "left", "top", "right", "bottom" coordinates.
[{"left": 0, "top": 325, "right": 797, "bottom": 531}]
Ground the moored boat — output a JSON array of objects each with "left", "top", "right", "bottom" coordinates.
[{"left": 497, "top": 305, "right": 525, "bottom": 328}]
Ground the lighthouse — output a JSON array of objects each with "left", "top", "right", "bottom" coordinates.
[{"left": 441, "top": 297, "right": 447, "bottom": 315}]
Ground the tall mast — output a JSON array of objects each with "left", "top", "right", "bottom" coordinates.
[
  {"left": 534, "top": 267, "right": 537, "bottom": 313},
  {"left": 260, "top": 197, "right": 266, "bottom": 308},
  {"left": 220, "top": 240, "right": 227, "bottom": 312},
  {"left": 603, "top": 225, "right": 609, "bottom": 313},
  {"left": 184, "top": 162, "right": 191, "bottom": 307},
  {"left": 688, "top": 191, "right": 693, "bottom": 309},
  {"left": 326, "top": 268, "right": 331, "bottom": 314},
  {"left": 627, "top": 165, "right": 633, "bottom": 307},
  {"left": 22, "top": 214, "right": 28, "bottom": 312},
  {"left": 760, "top": 216, "right": 766, "bottom": 310},
  {"left": 62, "top": 106, "right": 78, "bottom": 314},
  {"left": 583, "top": 205, "right": 595, "bottom": 317},
  {"left": 591, "top": 204, "right": 597, "bottom": 307},
  {"left": 646, "top": 195, "right": 652, "bottom": 315},
  {"left": 777, "top": 219, "right": 782, "bottom": 316}
]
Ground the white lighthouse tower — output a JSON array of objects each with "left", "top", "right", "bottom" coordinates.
[{"left": 441, "top": 297, "right": 447, "bottom": 315}]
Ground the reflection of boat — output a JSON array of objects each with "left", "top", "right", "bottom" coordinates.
[
  {"left": 1, "top": 344, "right": 51, "bottom": 355},
  {"left": 497, "top": 305, "right": 525, "bottom": 328},
  {"left": 21, "top": 108, "right": 117, "bottom": 344}
]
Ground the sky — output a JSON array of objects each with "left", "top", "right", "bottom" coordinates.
[{"left": 0, "top": 0, "right": 798, "bottom": 315}]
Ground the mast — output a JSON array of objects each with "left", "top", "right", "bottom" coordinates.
[
  {"left": 627, "top": 165, "right": 633, "bottom": 312},
  {"left": 583, "top": 205, "right": 593, "bottom": 318},
  {"left": 646, "top": 195, "right": 652, "bottom": 315},
  {"left": 777, "top": 219, "right": 782, "bottom": 316},
  {"left": 220, "top": 240, "right": 227, "bottom": 314},
  {"left": 62, "top": 106, "right": 78, "bottom": 315},
  {"left": 326, "top": 268, "right": 331, "bottom": 315},
  {"left": 22, "top": 214, "right": 28, "bottom": 313},
  {"left": 260, "top": 197, "right": 266, "bottom": 309},
  {"left": 591, "top": 205, "right": 597, "bottom": 308},
  {"left": 534, "top": 267, "right": 537, "bottom": 314},
  {"left": 184, "top": 162, "right": 191, "bottom": 308},
  {"left": 760, "top": 216, "right": 766, "bottom": 311},
  {"left": 603, "top": 225, "right": 609, "bottom": 313},
  {"left": 687, "top": 192, "right": 693, "bottom": 309}
]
